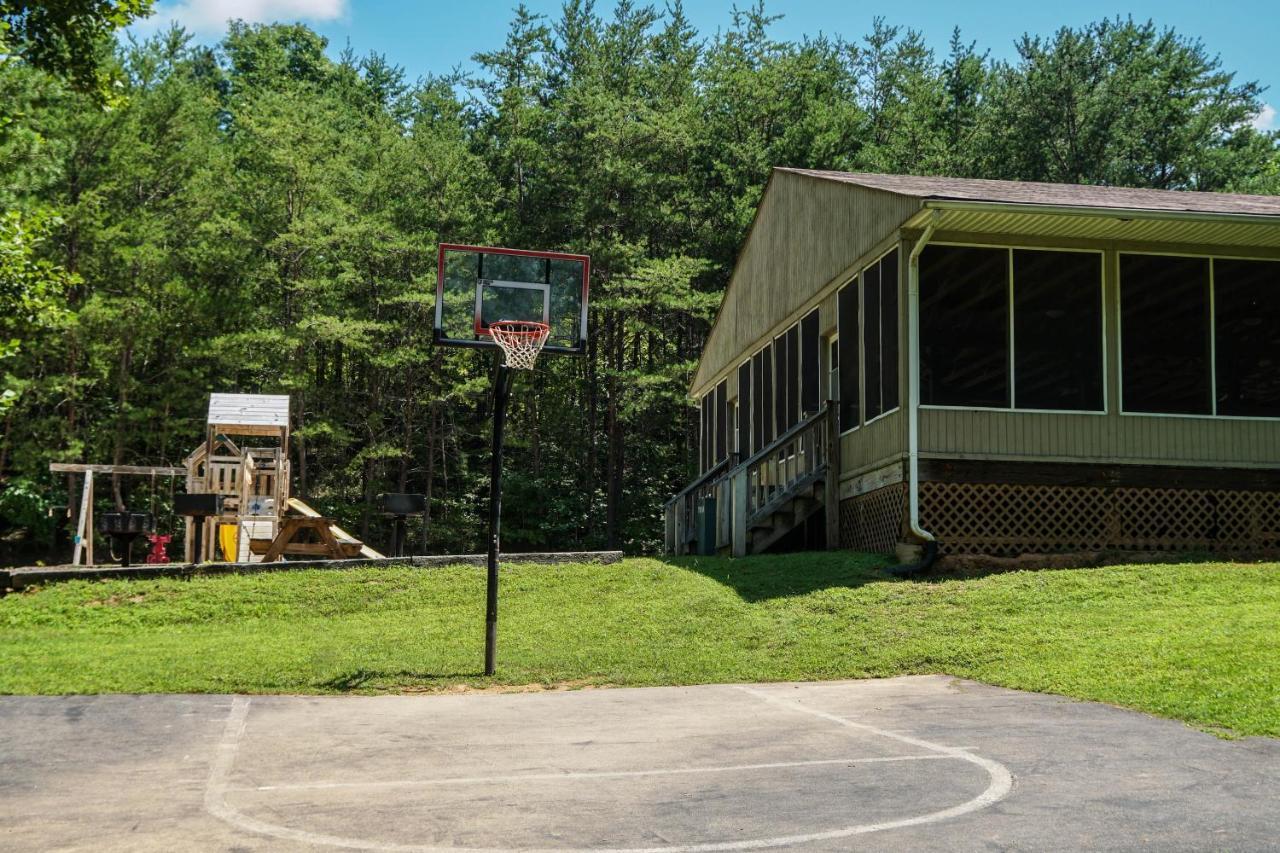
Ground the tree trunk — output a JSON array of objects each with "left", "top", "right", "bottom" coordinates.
[
  {"left": 296, "top": 391, "right": 307, "bottom": 498},
  {"left": 605, "top": 311, "right": 624, "bottom": 549},
  {"left": 111, "top": 343, "right": 134, "bottom": 510}
]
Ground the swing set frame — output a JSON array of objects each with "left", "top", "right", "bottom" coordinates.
[{"left": 48, "top": 463, "right": 186, "bottom": 567}]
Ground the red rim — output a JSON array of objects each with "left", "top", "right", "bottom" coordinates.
[{"left": 487, "top": 320, "right": 550, "bottom": 339}]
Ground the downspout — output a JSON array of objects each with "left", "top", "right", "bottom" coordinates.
[{"left": 889, "top": 210, "right": 942, "bottom": 577}]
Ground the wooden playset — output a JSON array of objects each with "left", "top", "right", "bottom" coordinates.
[{"left": 51, "top": 393, "right": 381, "bottom": 567}]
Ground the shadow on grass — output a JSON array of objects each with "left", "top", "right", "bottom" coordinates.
[
  {"left": 661, "top": 550, "right": 896, "bottom": 602},
  {"left": 319, "top": 668, "right": 483, "bottom": 691}
]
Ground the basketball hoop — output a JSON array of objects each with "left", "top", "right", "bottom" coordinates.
[{"left": 487, "top": 320, "right": 550, "bottom": 370}]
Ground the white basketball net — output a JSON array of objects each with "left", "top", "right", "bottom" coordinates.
[{"left": 488, "top": 320, "right": 551, "bottom": 370}]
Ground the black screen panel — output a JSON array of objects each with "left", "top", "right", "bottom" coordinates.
[
  {"left": 838, "top": 282, "right": 860, "bottom": 430},
  {"left": 1013, "top": 250, "right": 1104, "bottom": 411},
  {"left": 1121, "top": 254, "right": 1211, "bottom": 415},
  {"left": 761, "top": 345, "right": 774, "bottom": 446},
  {"left": 714, "top": 380, "right": 727, "bottom": 462},
  {"left": 801, "top": 309, "right": 820, "bottom": 416},
  {"left": 1215, "top": 258, "right": 1280, "bottom": 417},
  {"left": 751, "top": 349, "right": 765, "bottom": 454},
  {"left": 785, "top": 326, "right": 799, "bottom": 427},
  {"left": 919, "top": 246, "right": 1010, "bottom": 408},
  {"left": 863, "top": 265, "right": 882, "bottom": 419},
  {"left": 774, "top": 332, "right": 789, "bottom": 437},
  {"left": 881, "top": 250, "right": 900, "bottom": 413}
]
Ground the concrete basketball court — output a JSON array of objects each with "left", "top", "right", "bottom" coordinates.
[{"left": 2, "top": 676, "right": 1277, "bottom": 852}]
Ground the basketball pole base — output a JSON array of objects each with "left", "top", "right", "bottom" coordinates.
[{"left": 485, "top": 357, "right": 515, "bottom": 677}]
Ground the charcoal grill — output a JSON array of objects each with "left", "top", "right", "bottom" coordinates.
[
  {"left": 174, "top": 493, "right": 224, "bottom": 563},
  {"left": 97, "top": 512, "right": 156, "bottom": 567},
  {"left": 379, "top": 493, "right": 427, "bottom": 557}
]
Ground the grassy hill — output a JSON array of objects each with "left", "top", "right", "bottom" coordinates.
[{"left": 1, "top": 554, "right": 1276, "bottom": 737}]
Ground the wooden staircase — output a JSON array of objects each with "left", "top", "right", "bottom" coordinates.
[
  {"left": 665, "top": 406, "right": 840, "bottom": 557},
  {"left": 746, "top": 468, "right": 827, "bottom": 554}
]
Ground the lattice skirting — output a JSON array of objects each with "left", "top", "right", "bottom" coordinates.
[
  {"left": 839, "top": 484, "right": 907, "bottom": 554},
  {"left": 919, "top": 481, "right": 1280, "bottom": 557}
]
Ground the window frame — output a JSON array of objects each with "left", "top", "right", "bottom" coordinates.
[
  {"left": 1118, "top": 250, "right": 1280, "bottom": 422},
  {"left": 918, "top": 241, "right": 1109, "bottom": 416}
]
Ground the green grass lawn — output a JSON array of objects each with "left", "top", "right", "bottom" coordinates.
[{"left": 1, "top": 554, "right": 1277, "bottom": 737}]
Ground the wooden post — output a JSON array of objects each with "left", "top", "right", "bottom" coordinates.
[
  {"left": 72, "top": 474, "right": 92, "bottom": 566},
  {"left": 824, "top": 406, "right": 841, "bottom": 550},
  {"left": 673, "top": 497, "right": 686, "bottom": 556},
  {"left": 731, "top": 468, "right": 749, "bottom": 557},
  {"left": 85, "top": 474, "right": 95, "bottom": 566}
]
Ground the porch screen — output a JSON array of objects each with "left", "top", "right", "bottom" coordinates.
[
  {"left": 737, "top": 360, "right": 752, "bottom": 458},
  {"left": 773, "top": 327, "right": 791, "bottom": 436},
  {"left": 699, "top": 391, "right": 711, "bottom": 473},
  {"left": 863, "top": 249, "right": 900, "bottom": 419},
  {"left": 1013, "top": 250, "right": 1103, "bottom": 411},
  {"left": 1214, "top": 258, "right": 1280, "bottom": 417},
  {"left": 1121, "top": 255, "right": 1211, "bottom": 415},
  {"left": 751, "top": 348, "right": 765, "bottom": 454},
  {"left": 919, "top": 246, "right": 1009, "bottom": 408},
  {"left": 801, "top": 309, "right": 820, "bottom": 416},
  {"left": 837, "top": 280, "right": 860, "bottom": 430},
  {"left": 714, "top": 379, "right": 727, "bottom": 463},
  {"left": 751, "top": 344, "right": 775, "bottom": 453}
]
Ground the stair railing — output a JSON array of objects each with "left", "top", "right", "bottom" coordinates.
[
  {"left": 664, "top": 404, "right": 838, "bottom": 556},
  {"left": 742, "top": 406, "right": 831, "bottom": 526},
  {"left": 663, "top": 455, "right": 734, "bottom": 555}
]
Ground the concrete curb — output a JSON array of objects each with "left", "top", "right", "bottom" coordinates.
[{"left": 4, "top": 551, "right": 625, "bottom": 591}]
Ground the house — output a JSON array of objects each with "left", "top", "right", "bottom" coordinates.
[{"left": 665, "top": 169, "right": 1280, "bottom": 560}]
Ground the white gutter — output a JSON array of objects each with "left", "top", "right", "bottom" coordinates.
[{"left": 906, "top": 210, "right": 941, "bottom": 545}]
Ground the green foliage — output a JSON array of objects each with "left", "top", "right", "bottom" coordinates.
[
  {"left": 0, "top": 209, "right": 73, "bottom": 409},
  {"left": 0, "top": 475, "right": 55, "bottom": 535},
  {"left": 0, "top": 8, "right": 1276, "bottom": 557},
  {"left": 976, "top": 18, "right": 1274, "bottom": 187},
  {"left": 1, "top": 557, "right": 1277, "bottom": 737},
  {"left": 0, "top": 0, "right": 153, "bottom": 100}
]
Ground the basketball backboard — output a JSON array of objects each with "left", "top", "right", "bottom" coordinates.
[{"left": 434, "top": 244, "right": 590, "bottom": 355}]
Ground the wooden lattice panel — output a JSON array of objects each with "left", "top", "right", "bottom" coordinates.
[
  {"left": 839, "top": 483, "right": 906, "bottom": 554},
  {"left": 919, "top": 481, "right": 1280, "bottom": 556}
]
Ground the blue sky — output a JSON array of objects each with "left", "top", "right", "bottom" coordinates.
[{"left": 133, "top": 0, "right": 1278, "bottom": 130}]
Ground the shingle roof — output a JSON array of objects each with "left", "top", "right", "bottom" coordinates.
[{"left": 780, "top": 168, "right": 1280, "bottom": 217}]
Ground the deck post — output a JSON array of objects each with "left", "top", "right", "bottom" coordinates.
[
  {"left": 824, "top": 405, "right": 841, "bottom": 550},
  {"left": 673, "top": 498, "right": 686, "bottom": 556},
  {"left": 731, "top": 467, "right": 748, "bottom": 557}
]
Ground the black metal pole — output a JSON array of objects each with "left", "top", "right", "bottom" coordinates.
[
  {"left": 485, "top": 359, "right": 515, "bottom": 676},
  {"left": 393, "top": 515, "right": 406, "bottom": 558},
  {"left": 191, "top": 520, "right": 203, "bottom": 566}
]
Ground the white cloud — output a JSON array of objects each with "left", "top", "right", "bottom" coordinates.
[
  {"left": 1252, "top": 104, "right": 1277, "bottom": 133},
  {"left": 141, "top": 0, "right": 348, "bottom": 34}
]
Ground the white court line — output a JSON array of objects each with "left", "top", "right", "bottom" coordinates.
[
  {"left": 236, "top": 754, "right": 955, "bottom": 793},
  {"left": 204, "top": 689, "right": 1014, "bottom": 852}
]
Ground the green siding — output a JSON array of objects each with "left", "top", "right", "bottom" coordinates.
[
  {"left": 691, "top": 172, "right": 920, "bottom": 396},
  {"left": 919, "top": 408, "right": 1280, "bottom": 466},
  {"left": 840, "top": 409, "right": 906, "bottom": 476}
]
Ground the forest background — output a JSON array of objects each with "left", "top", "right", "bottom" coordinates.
[{"left": 2, "top": 1, "right": 1277, "bottom": 559}]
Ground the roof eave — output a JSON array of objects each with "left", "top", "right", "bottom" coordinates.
[{"left": 910, "top": 199, "right": 1280, "bottom": 227}]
